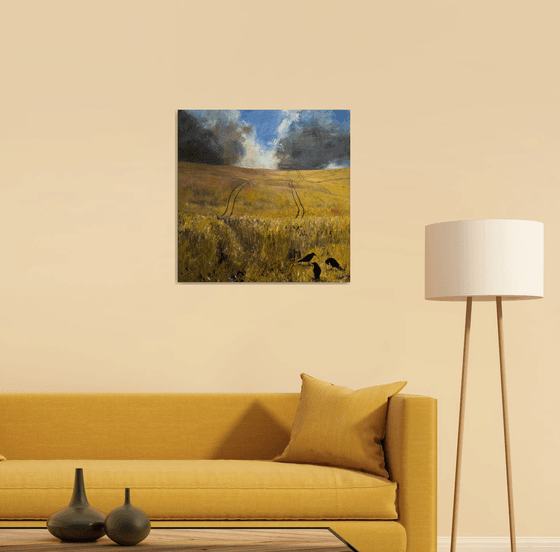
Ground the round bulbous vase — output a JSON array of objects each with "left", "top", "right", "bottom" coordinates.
[
  {"left": 47, "top": 468, "right": 106, "bottom": 542},
  {"left": 105, "top": 488, "right": 151, "bottom": 546}
]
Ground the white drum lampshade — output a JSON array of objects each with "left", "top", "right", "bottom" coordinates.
[{"left": 425, "top": 219, "right": 544, "bottom": 301}]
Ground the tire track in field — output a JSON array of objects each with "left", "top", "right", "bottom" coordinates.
[
  {"left": 298, "top": 169, "right": 332, "bottom": 195},
  {"left": 288, "top": 180, "right": 305, "bottom": 219},
  {"left": 221, "top": 179, "right": 251, "bottom": 217},
  {"left": 287, "top": 181, "right": 299, "bottom": 218}
]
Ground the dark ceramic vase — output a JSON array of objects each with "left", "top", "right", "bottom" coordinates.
[
  {"left": 105, "top": 488, "right": 151, "bottom": 546},
  {"left": 47, "top": 468, "right": 106, "bottom": 542}
]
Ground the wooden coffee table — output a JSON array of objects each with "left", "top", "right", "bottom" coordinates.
[{"left": 0, "top": 527, "right": 357, "bottom": 551}]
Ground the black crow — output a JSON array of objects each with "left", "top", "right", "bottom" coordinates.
[
  {"left": 298, "top": 252, "right": 317, "bottom": 264},
  {"left": 325, "top": 257, "right": 343, "bottom": 270},
  {"left": 311, "top": 262, "right": 321, "bottom": 281}
]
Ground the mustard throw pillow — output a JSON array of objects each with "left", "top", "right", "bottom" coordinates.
[
  {"left": 0, "top": 455, "right": 5, "bottom": 461},
  {"left": 273, "top": 373, "right": 406, "bottom": 478}
]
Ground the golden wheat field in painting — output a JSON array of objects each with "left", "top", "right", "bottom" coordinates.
[{"left": 178, "top": 162, "right": 350, "bottom": 283}]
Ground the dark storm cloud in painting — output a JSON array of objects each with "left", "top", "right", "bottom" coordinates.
[
  {"left": 177, "top": 110, "right": 247, "bottom": 166},
  {"left": 177, "top": 110, "right": 350, "bottom": 170},
  {"left": 274, "top": 112, "right": 351, "bottom": 170}
]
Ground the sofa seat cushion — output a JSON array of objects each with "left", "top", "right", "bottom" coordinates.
[{"left": 0, "top": 459, "right": 398, "bottom": 520}]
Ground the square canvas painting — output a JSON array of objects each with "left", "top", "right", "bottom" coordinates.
[{"left": 177, "top": 110, "right": 350, "bottom": 283}]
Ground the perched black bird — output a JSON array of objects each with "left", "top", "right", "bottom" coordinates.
[
  {"left": 325, "top": 257, "right": 343, "bottom": 270},
  {"left": 298, "top": 252, "right": 317, "bottom": 264},
  {"left": 311, "top": 262, "right": 321, "bottom": 281}
]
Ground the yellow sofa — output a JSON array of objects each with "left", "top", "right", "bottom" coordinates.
[{"left": 0, "top": 392, "right": 436, "bottom": 552}]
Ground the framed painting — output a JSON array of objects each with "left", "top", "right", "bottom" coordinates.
[{"left": 177, "top": 110, "right": 350, "bottom": 283}]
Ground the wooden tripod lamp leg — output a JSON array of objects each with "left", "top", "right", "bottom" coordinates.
[
  {"left": 450, "top": 296, "right": 473, "bottom": 552},
  {"left": 496, "top": 296, "right": 517, "bottom": 552}
]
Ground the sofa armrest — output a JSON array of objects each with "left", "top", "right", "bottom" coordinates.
[{"left": 384, "top": 394, "right": 437, "bottom": 552}]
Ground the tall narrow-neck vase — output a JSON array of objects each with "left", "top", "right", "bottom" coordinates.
[{"left": 47, "top": 468, "right": 106, "bottom": 542}]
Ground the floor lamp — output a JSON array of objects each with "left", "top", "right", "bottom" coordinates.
[{"left": 425, "top": 219, "right": 544, "bottom": 552}]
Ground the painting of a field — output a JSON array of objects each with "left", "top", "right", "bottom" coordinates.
[{"left": 178, "top": 110, "right": 350, "bottom": 283}]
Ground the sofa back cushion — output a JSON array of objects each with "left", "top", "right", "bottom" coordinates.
[{"left": 0, "top": 393, "right": 299, "bottom": 460}]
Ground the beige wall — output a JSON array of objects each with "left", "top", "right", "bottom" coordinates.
[{"left": 1, "top": 0, "right": 559, "bottom": 537}]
